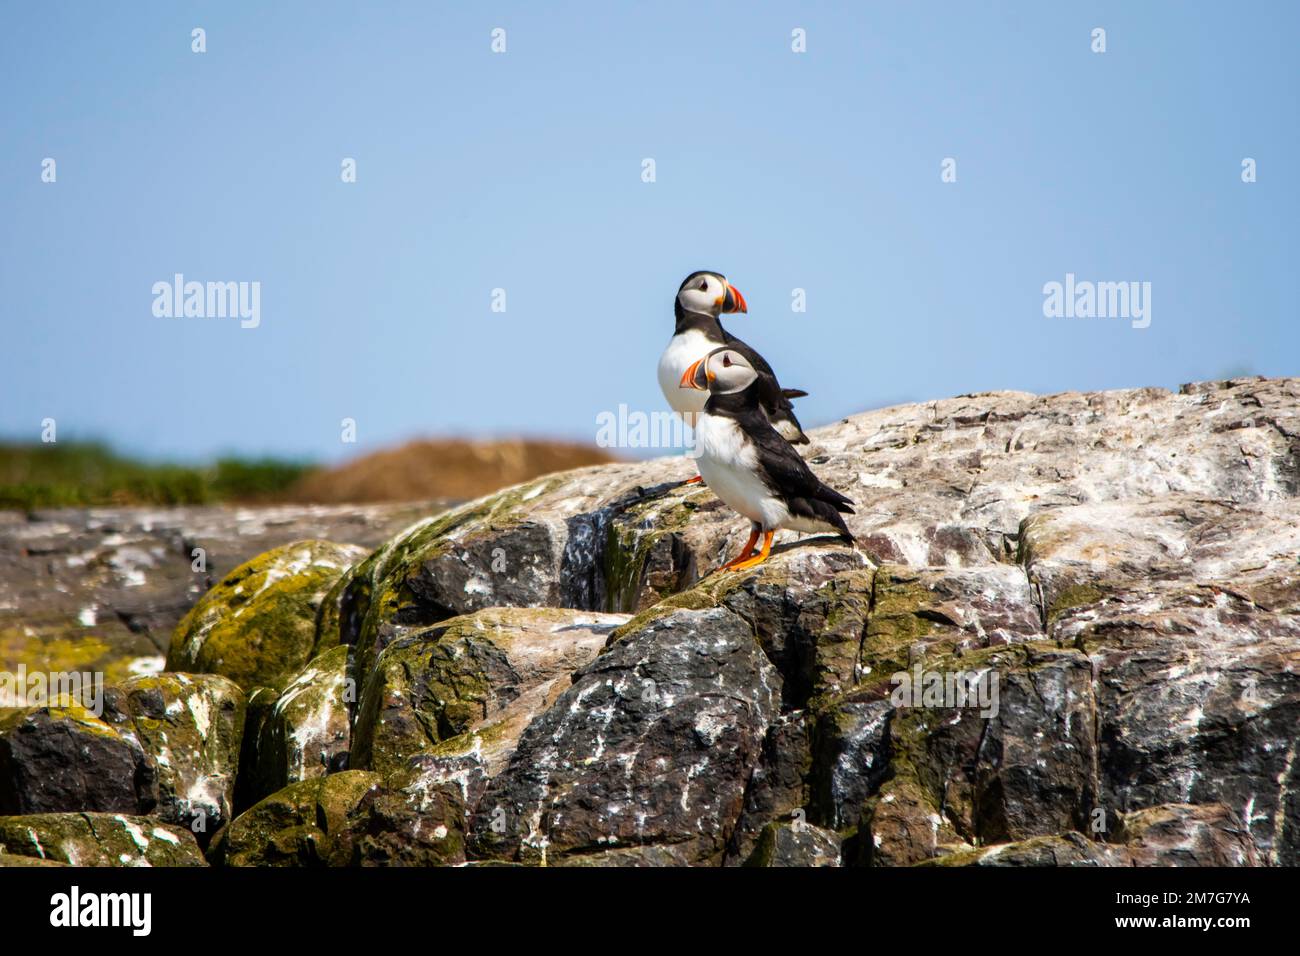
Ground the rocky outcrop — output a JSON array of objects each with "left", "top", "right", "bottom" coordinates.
[
  {"left": 0, "top": 813, "right": 205, "bottom": 866},
  {"left": 166, "top": 540, "right": 368, "bottom": 691},
  {"left": 245, "top": 646, "right": 352, "bottom": 799},
  {"left": 0, "top": 502, "right": 433, "bottom": 692},
  {"left": 0, "top": 703, "right": 158, "bottom": 815},
  {"left": 212, "top": 770, "right": 380, "bottom": 867},
  {"left": 2, "top": 377, "right": 1297, "bottom": 866},
  {"left": 747, "top": 819, "right": 843, "bottom": 866},
  {"left": 0, "top": 674, "right": 245, "bottom": 838},
  {"left": 102, "top": 673, "right": 245, "bottom": 834},
  {"left": 350, "top": 607, "right": 627, "bottom": 776},
  {"left": 467, "top": 603, "right": 782, "bottom": 864}
]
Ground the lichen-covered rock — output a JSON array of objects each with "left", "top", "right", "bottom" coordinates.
[
  {"left": 337, "top": 754, "right": 486, "bottom": 866},
  {"left": 0, "top": 813, "right": 204, "bottom": 866},
  {"left": 809, "top": 696, "right": 892, "bottom": 832},
  {"left": 933, "top": 802, "right": 1258, "bottom": 867},
  {"left": 231, "top": 685, "right": 279, "bottom": 815},
  {"left": 468, "top": 604, "right": 782, "bottom": 865},
  {"left": 0, "top": 852, "right": 67, "bottom": 866},
  {"left": 103, "top": 672, "right": 245, "bottom": 836},
  {"left": 0, "top": 704, "right": 157, "bottom": 815},
  {"left": 930, "top": 831, "right": 1118, "bottom": 867},
  {"left": 5, "top": 377, "right": 1299, "bottom": 867},
  {"left": 550, "top": 844, "right": 698, "bottom": 867},
  {"left": 0, "top": 503, "right": 436, "bottom": 709},
  {"left": 166, "top": 540, "right": 368, "bottom": 692},
  {"left": 724, "top": 712, "right": 814, "bottom": 865},
  {"left": 862, "top": 564, "right": 1043, "bottom": 678},
  {"left": 351, "top": 607, "right": 628, "bottom": 776},
  {"left": 336, "top": 380, "right": 1300, "bottom": 653},
  {"left": 213, "top": 770, "right": 381, "bottom": 867},
  {"left": 1115, "top": 803, "right": 1260, "bottom": 866},
  {"left": 248, "top": 645, "right": 352, "bottom": 799},
  {"left": 1064, "top": 586, "right": 1300, "bottom": 865},
  {"left": 746, "top": 820, "right": 842, "bottom": 867}
]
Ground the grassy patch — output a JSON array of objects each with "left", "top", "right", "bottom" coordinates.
[{"left": 0, "top": 442, "right": 316, "bottom": 510}]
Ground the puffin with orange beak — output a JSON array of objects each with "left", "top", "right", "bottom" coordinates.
[
  {"left": 656, "top": 271, "right": 809, "bottom": 443},
  {"left": 681, "top": 346, "right": 854, "bottom": 572}
]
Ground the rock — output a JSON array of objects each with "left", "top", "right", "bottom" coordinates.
[
  {"left": 0, "top": 502, "right": 438, "bottom": 698},
  {"left": 0, "top": 704, "right": 157, "bottom": 815},
  {"left": 213, "top": 770, "right": 381, "bottom": 867},
  {"left": 335, "top": 472, "right": 699, "bottom": 667},
  {"left": 248, "top": 645, "right": 352, "bottom": 799},
  {"left": 550, "top": 844, "right": 698, "bottom": 867},
  {"left": 166, "top": 540, "right": 368, "bottom": 692},
  {"left": 862, "top": 563, "right": 1043, "bottom": 677},
  {"left": 6, "top": 377, "right": 1299, "bottom": 867},
  {"left": 103, "top": 672, "right": 245, "bottom": 835},
  {"left": 746, "top": 820, "right": 842, "bottom": 866},
  {"left": 1063, "top": 586, "right": 1300, "bottom": 864},
  {"left": 336, "top": 379, "right": 1300, "bottom": 651},
  {"left": 1020, "top": 495, "right": 1300, "bottom": 620},
  {"left": 0, "top": 813, "right": 204, "bottom": 866},
  {"left": 861, "top": 773, "right": 971, "bottom": 866},
  {"left": 724, "top": 712, "right": 814, "bottom": 865},
  {"left": 934, "top": 802, "right": 1258, "bottom": 867},
  {"left": 351, "top": 607, "right": 628, "bottom": 776},
  {"left": 231, "top": 686, "right": 280, "bottom": 814},
  {"left": 1116, "top": 803, "right": 1260, "bottom": 866},
  {"left": 0, "top": 852, "right": 66, "bottom": 866},
  {"left": 809, "top": 696, "right": 892, "bottom": 832},
  {"left": 338, "top": 755, "right": 486, "bottom": 866},
  {"left": 931, "top": 831, "right": 1119, "bottom": 867},
  {"left": 468, "top": 604, "right": 782, "bottom": 865}
]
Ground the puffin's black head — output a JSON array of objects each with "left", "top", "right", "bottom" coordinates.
[
  {"left": 680, "top": 347, "right": 759, "bottom": 395},
  {"left": 675, "top": 271, "right": 748, "bottom": 319}
]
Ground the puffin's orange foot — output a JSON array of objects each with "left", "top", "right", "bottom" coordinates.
[
  {"left": 683, "top": 475, "right": 704, "bottom": 485},
  {"left": 717, "top": 528, "right": 760, "bottom": 571},
  {"left": 729, "top": 552, "right": 771, "bottom": 572},
  {"left": 727, "top": 530, "right": 774, "bottom": 573}
]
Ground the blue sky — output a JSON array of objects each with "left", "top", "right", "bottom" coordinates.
[{"left": 2, "top": 2, "right": 1296, "bottom": 463}]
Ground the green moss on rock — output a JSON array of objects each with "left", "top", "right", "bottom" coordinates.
[
  {"left": 0, "top": 813, "right": 204, "bottom": 866},
  {"left": 166, "top": 540, "right": 367, "bottom": 692},
  {"left": 111, "top": 672, "right": 246, "bottom": 835},
  {"left": 214, "top": 770, "right": 381, "bottom": 867},
  {"left": 1046, "top": 583, "right": 1105, "bottom": 625},
  {"left": 250, "top": 645, "right": 353, "bottom": 798},
  {"left": 351, "top": 621, "right": 515, "bottom": 776}
]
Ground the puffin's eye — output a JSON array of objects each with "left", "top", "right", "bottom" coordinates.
[
  {"left": 699, "top": 280, "right": 708, "bottom": 291},
  {"left": 722, "top": 355, "right": 732, "bottom": 367}
]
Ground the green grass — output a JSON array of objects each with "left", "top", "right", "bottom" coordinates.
[{"left": 0, "top": 442, "right": 317, "bottom": 510}]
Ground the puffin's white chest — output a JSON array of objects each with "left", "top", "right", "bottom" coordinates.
[
  {"left": 694, "top": 414, "right": 789, "bottom": 529},
  {"left": 657, "top": 329, "right": 716, "bottom": 420}
]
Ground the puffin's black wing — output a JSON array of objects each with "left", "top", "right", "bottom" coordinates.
[
  {"left": 744, "top": 412, "right": 855, "bottom": 514},
  {"left": 720, "top": 332, "right": 811, "bottom": 444}
]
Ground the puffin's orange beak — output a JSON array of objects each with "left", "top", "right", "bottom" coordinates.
[
  {"left": 721, "top": 283, "right": 747, "bottom": 314},
  {"left": 680, "top": 358, "right": 712, "bottom": 390}
]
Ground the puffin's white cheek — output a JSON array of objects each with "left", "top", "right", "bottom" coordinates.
[{"left": 679, "top": 290, "right": 713, "bottom": 313}]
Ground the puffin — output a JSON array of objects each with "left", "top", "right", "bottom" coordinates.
[
  {"left": 657, "top": 271, "right": 810, "bottom": 444},
  {"left": 679, "top": 346, "right": 855, "bottom": 571}
]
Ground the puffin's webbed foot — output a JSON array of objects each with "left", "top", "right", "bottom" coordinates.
[
  {"left": 716, "top": 527, "right": 760, "bottom": 571},
  {"left": 727, "top": 530, "right": 773, "bottom": 572}
]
